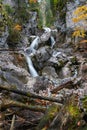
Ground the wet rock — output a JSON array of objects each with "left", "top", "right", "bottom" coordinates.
[
  {"left": 47, "top": 50, "right": 68, "bottom": 69},
  {"left": 0, "top": 51, "right": 37, "bottom": 94},
  {"left": 33, "top": 46, "right": 51, "bottom": 70},
  {"left": 40, "top": 28, "right": 51, "bottom": 42}
]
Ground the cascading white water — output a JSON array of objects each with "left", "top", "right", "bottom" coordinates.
[
  {"left": 30, "top": 36, "right": 40, "bottom": 50},
  {"left": 50, "top": 36, "right": 56, "bottom": 48},
  {"left": 25, "top": 55, "right": 38, "bottom": 77},
  {"left": 24, "top": 36, "right": 40, "bottom": 77}
]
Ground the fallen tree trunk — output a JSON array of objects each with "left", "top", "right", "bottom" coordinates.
[
  {"left": 0, "top": 98, "right": 46, "bottom": 113},
  {"left": 0, "top": 85, "right": 63, "bottom": 103}
]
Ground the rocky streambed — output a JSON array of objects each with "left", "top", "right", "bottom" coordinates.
[
  {"left": 0, "top": 0, "right": 87, "bottom": 130},
  {"left": 0, "top": 28, "right": 87, "bottom": 129}
]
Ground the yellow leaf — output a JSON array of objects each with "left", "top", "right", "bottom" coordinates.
[
  {"left": 29, "top": 0, "right": 37, "bottom": 3},
  {"left": 14, "top": 24, "right": 22, "bottom": 31},
  {"left": 80, "top": 40, "right": 87, "bottom": 43}
]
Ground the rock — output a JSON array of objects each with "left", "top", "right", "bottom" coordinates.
[
  {"left": 0, "top": 51, "right": 37, "bottom": 95},
  {"left": 47, "top": 50, "right": 68, "bottom": 68},
  {"left": 62, "top": 63, "right": 71, "bottom": 78},
  {"left": 82, "top": 64, "right": 87, "bottom": 73},
  {"left": 40, "top": 27, "right": 51, "bottom": 42},
  {"left": 32, "top": 46, "right": 51, "bottom": 70},
  {"left": 81, "top": 63, "right": 87, "bottom": 82},
  {"left": 33, "top": 76, "right": 51, "bottom": 93},
  {"left": 42, "top": 66, "right": 58, "bottom": 79},
  {"left": 0, "top": 27, "right": 8, "bottom": 48},
  {"left": 3, "top": 0, "right": 15, "bottom": 7},
  {"left": 23, "top": 11, "right": 37, "bottom": 36}
]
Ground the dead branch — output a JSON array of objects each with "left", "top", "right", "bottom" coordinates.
[
  {"left": 51, "top": 80, "right": 73, "bottom": 94},
  {"left": 0, "top": 98, "right": 46, "bottom": 113},
  {"left": 0, "top": 85, "right": 63, "bottom": 103}
]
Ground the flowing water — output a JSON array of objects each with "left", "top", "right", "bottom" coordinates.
[
  {"left": 24, "top": 36, "right": 40, "bottom": 77},
  {"left": 25, "top": 55, "right": 39, "bottom": 77},
  {"left": 24, "top": 0, "right": 56, "bottom": 77}
]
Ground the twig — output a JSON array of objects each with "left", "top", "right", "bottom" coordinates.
[
  {"left": 10, "top": 115, "right": 15, "bottom": 130},
  {"left": 0, "top": 85, "right": 62, "bottom": 103}
]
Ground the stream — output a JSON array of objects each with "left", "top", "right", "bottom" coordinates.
[
  {"left": 24, "top": 27, "right": 56, "bottom": 77},
  {"left": 0, "top": 0, "right": 87, "bottom": 129}
]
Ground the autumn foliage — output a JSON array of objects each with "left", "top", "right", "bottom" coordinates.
[
  {"left": 72, "top": 5, "right": 87, "bottom": 38},
  {"left": 29, "top": 0, "right": 37, "bottom": 3},
  {"left": 14, "top": 24, "right": 22, "bottom": 31}
]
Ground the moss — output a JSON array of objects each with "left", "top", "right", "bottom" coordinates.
[
  {"left": 68, "top": 104, "right": 80, "bottom": 118},
  {"left": 5, "top": 4, "right": 14, "bottom": 15},
  {"left": 15, "top": 7, "right": 30, "bottom": 24},
  {"left": 0, "top": 2, "right": 8, "bottom": 35},
  {"left": 70, "top": 56, "right": 78, "bottom": 64},
  {"left": 50, "top": 0, "right": 69, "bottom": 23},
  {"left": 58, "top": 59, "right": 64, "bottom": 67},
  {"left": 7, "top": 29, "right": 21, "bottom": 45},
  {"left": 37, "top": 104, "right": 60, "bottom": 130},
  {"left": 65, "top": 95, "right": 81, "bottom": 129}
]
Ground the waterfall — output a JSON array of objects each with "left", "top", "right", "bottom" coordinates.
[
  {"left": 25, "top": 55, "right": 38, "bottom": 77},
  {"left": 24, "top": 0, "right": 56, "bottom": 77},
  {"left": 50, "top": 36, "right": 56, "bottom": 48},
  {"left": 30, "top": 36, "right": 40, "bottom": 50},
  {"left": 24, "top": 36, "right": 40, "bottom": 77}
]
